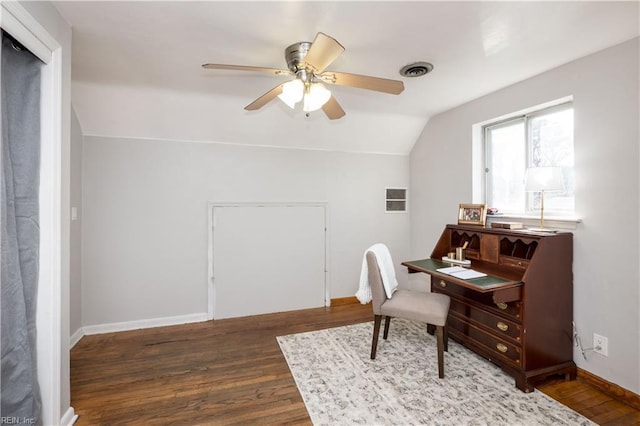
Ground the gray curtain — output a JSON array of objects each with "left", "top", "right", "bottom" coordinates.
[{"left": 1, "top": 32, "right": 43, "bottom": 425}]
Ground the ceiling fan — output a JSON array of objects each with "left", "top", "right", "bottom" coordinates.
[{"left": 202, "top": 32, "right": 405, "bottom": 120}]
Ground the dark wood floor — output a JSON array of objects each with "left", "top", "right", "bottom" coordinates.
[{"left": 71, "top": 303, "right": 640, "bottom": 425}]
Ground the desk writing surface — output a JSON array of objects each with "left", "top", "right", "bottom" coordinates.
[{"left": 401, "top": 258, "right": 520, "bottom": 292}]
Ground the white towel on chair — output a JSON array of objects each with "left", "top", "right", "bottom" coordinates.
[{"left": 355, "top": 243, "right": 398, "bottom": 304}]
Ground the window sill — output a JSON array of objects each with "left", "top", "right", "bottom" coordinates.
[{"left": 486, "top": 214, "right": 581, "bottom": 231}]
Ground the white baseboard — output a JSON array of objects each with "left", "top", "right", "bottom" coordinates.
[
  {"left": 60, "top": 406, "right": 78, "bottom": 425},
  {"left": 69, "top": 328, "right": 84, "bottom": 349},
  {"left": 82, "top": 312, "right": 209, "bottom": 336}
]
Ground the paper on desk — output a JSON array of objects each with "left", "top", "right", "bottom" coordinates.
[
  {"left": 436, "top": 266, "right": 467, "bottom": 274},
  {"left": 450, "top": 269, "right": 487, "bottom": 279},
  {"left": 436, "top": 266, "right": 487, "bottom": 280}
]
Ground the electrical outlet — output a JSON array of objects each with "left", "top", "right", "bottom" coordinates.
[{"left": 593, "top": 333, "right": 608, "bottom": 356}]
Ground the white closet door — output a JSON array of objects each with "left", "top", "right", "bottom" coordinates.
[{"left": 212, "top": 204, "right": 326, "bottom": 319}]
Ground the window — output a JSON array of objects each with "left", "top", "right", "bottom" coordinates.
[
  {"left": 385, "top": 188, "right": 407, "bottom": 213},
  {"left": 484, "top": 103, "right": 574, "bottom": 217}
]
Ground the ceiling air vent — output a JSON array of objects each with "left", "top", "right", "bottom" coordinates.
[{"left": 399, "top": 62, "right": 434, "bottom": 78}]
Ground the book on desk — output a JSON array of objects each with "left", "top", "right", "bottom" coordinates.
[{"left": 490, "top": 221, "right": 524, "bottom": 229}]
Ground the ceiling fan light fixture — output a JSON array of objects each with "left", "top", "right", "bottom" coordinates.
[
  {"left": 278, "top": 79, "right": 304, "bottom": 109},
  {"left": 203, "top": 32, "right": 404, "bottom": 119},
  {"left": 303, "top": 82, "right": 331, "bottom": 112}
]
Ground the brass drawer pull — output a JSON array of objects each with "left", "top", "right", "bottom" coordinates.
[
  {"left": 496, "top": 322, "right": 509, "bottom": 332},
  {"left": 496, "top": 343, "right": 508, "bottom": 353},
  {"left": 496, "top": 302, "right": 508, "bottom": 310},
  {"left": 439, "top": 280, "right": 447, "bottom": 288}
]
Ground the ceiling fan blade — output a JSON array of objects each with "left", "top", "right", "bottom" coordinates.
[
  {"left": 322, "top": 95, "right": 346, "bottom": 120},
  {"left": 319, "top": 71, "right": 404, "bottom": 95},
  {"left": 244, "top": 84, "right": 284, "bottom": 111},
  {"left": 202, "top": 63, "right": 292, "bottom": 77},
  {"left": 302, "top": 32, "right": 345, "bottom": 74}
]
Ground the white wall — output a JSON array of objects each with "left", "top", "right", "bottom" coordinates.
[
  {"left": 71, "top": 81, "right": 427, "bottom": 155},
  {"left": 410, "top": 38, "right": 639, "bottom": 393},
  {"left": 70, "top": 107, "right": 82, "bottom": 340},
  {"left": 81, "top": 137, "right": 410, "bottom": 327}
]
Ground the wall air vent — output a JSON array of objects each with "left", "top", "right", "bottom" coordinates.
[{"left": 386, "top": 188, "right": 407, "bottom": 213}]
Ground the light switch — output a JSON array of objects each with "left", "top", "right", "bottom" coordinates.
[{"left": 71, "top": 207, "right": 78, "bottom": 221}]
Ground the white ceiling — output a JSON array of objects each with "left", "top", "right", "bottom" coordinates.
[{"left": 53, "top": 1, "right": 639, "bottom": 154}]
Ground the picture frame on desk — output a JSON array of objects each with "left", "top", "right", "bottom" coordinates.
[{"left": 458, "top": 203, "right": 487, "bottom": 226}]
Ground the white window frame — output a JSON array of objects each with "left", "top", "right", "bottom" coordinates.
[
  {"left": 475, "top": 99, "right": 580, "bottom": 229},
  {"left": 483, "top": 115, "right": 526, "bottom": 212}
]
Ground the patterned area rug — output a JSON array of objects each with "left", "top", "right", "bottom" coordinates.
[{"left": 277, "top": 319, "right": 594, "bottom": 426}]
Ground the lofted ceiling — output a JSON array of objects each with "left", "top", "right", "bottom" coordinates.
[{"left": 53, "top": 1, "right": 639, "bottom": 154}]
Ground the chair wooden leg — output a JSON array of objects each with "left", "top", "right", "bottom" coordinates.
[
  {"left": 436, "top": 325, "right": 445, "bottom": 379},
  {"left": 443, "top": 324, "right": 449, "bottom": 352},
  {"left": 371, "top": 315, "right": 382, "bottom": 359},
  {"left": 383, "top": 316, "right": 391, "bottom": 339}
]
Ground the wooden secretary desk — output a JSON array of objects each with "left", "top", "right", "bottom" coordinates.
[{"left": 402, "top": 224, "right": 576, "bottom": 392}]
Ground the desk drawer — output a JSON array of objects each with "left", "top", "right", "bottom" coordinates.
[
  {"left": 499, "top": 256, "right": 529, "bottom": 271},
  {"left": 448, "top": 314, "right": 522, "bottom": 366},
  {"left": 449, "top": 298, "right": 521, "bottom": 343},
  {"left": 433, "top": 279, "right": 522, "bottom": 321}
]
